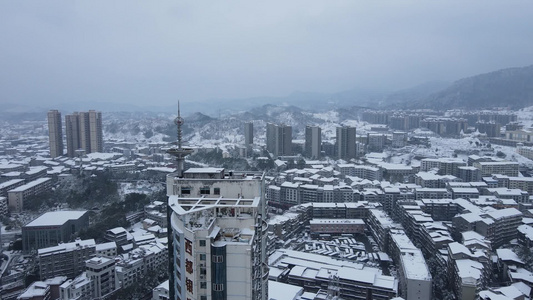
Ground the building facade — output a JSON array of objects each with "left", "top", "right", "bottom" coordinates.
[
  {"left": 305, "top": 126, "right": 321, "bottom": 159},
  {"left": 65, "top": 110, "right": 103, "bottom": 157},
  {"left": 8, "top": 177, "right": 52, "bottom": 213},
  {"left": 244, "top": 122, "right": 253, "bottom": 146},
  {"left": 266, "top": 123, "right": 292, "bottom": 157},
  {"left": 22, "top": 211, "right": 89, "bottom": 252},
  {"left": 48, "top": 110, "right": 64, "bottom": 158},
  {"left": 38, "top": 239, "right": 96, "bottom": 280},
  {"left": 167, "top": 169, "right": 268, "bottom": 300},
  {"left": 336, "top": 126, "right": 356, "bottom": 160},
  {"left": 86, "top": 256, "right": 116, "bottom": 298}
]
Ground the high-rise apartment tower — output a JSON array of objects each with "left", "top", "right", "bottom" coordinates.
[
  {"left": 336, "top": 126, "right": 356, "bottom": 160},
  {"left": 305, "top": 126, "right": 322, "bottom": 159},
  {"left": 47, "top": 110, "right": 64, "bottom": 158},
  {"left": 244, "top": 122, "right": 253, "bottom": 146},
  {"left": 266, "top": 123, "right": 292, "bottom": 157},
  {"left": 65, "top": 110, "right": 103, "bottom": 157}
]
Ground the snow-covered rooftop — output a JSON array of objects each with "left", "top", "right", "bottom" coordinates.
[{"left": 25, "top": 211, "right": 87, "bottom": 227}]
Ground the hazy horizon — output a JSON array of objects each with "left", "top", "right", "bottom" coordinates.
[{"left": 2, "top": 1, "right": 533, "bottom": 108}]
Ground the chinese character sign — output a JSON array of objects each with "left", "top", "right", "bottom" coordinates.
[
  {"left": 186, "top": 278, "right": 194, "bottom": 294},
  {"left": 185, "top": 239, "right": 193, "bottom": 255},
  {"left": 186, "top": 259, "right": 194, "bottom": 274}
]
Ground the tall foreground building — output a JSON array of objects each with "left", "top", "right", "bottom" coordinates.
[
  {"left": 166, "top": 169, "right": 268, "bottom": 300},
  {"left": 336, "top": 126, "right": 356, "bottom": 160},
  {"left": 47, "top": 110, "right": 64, "bottom": 158},
  {"left": 266, "top": 123, "right": 292, "bottom": 157},
  {"left": 305, "top": 126, "right": 321, "bottom": 159},
  {"left": 65, "top": 110, "right": 103, "bottom": 157},
  {"left": 166, "top": 108, "right": 268, "bottom": 300}
]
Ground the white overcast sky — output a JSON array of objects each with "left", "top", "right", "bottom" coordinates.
[{"left": 1, "top": 1, "right": 533, "bottom": 107}]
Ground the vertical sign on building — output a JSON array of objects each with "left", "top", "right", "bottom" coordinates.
[{"left": 185, "top": 238, "right": 194, "bottom": 297}]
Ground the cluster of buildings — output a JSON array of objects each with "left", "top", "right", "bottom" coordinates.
[
  {"left": 47, "top": 110, "right": 103, "bottom": 158},
  {"left": 253, "top": 122, "right": 360, "bottom": 160},
  {"left": 4, "top": 206, "right": 168, "bottom": 300},
  {"left": 265, "top": 155, "right": 530, "bottom": 211},
  {"left": 362, "top": 110, "right": 517, "bottom": 137},
  {"left": 3, "top": 106, "right": 533, "bottom": 300},
  {"left": 259, "top": 150, "right": 533, "bottom": 299}
]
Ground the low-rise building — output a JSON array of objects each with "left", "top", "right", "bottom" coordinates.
[
  {"left": 95, "top": 241, "right": 117, "bottom": 258},
  {"left": 152, "top": 280, "right": 170, "bottom": 300},
  {"left": 22, "top": 211, "right": 89, "bottom": 252},
  {"left": 453, "top": 208, "right": 522, "bottom": 249},
  {"left": 18, "top": 281, "right": 51, "bottom": 300},
  {"left": 309, "top": 219, "right": 365, "bottom": 236},
  {"left": 86, "top": 256, "right": 116, "bottom": 298},
  {"left": 269, "top": 249, "right": 398, "bottom": 299},
  {"left": 485, "top": 188, "right": 529, "bottom": 203},
  {"left": 59, "top": 272, "right": 92, "bottom": 300},
  {"left": 447, "top": 242, "right": 491, "bottom": 300},
  {"left": 473, "top": 161, "right": 520, "bottom": 177},
  {"left": 388, "top": 230, "right": 432, "bottom": 300},
  {"left": 0, "top": 178, "right": 25, "bottom": 197},
  {"left": 415, "top": 188, "right": 452, "bottom": 200},
  {"left": 38, "top": 239, "right": 96, "bottom": 280},
  {"left": 104, "top": 227, "right": 129, "bottom": 246},
  {"left": 8, "top": 177, "right": 52, "bottom": 212}
]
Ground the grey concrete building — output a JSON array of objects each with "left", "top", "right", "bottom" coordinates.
[
  {"left": 22, "top": 211, "right": 89, "bottom": 252},
  {"left": 48, "top": 110, "right": 64, "bottom": 158}
]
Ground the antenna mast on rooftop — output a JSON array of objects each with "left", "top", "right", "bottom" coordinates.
[{"left": 167, "top": 101, "right": 193, "bottom": 177}]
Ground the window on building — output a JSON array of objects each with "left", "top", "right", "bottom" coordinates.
[
  {"left": 213, "top": 283, "right": 224, "bottom": 291},
  {"left": 200, "top": 282, "right": 207, "bottom": 289},
  {"left": 200, "top": 187, "right": 210, "bottom": 195},
  {"left": 212, "top": 255, "right": 223, "bottom": 263},
  {"left": 214, "top": 188, "right": 220, "bottom": 195},
  {"left": 181, "top": 187, "right": 191, "bottom": 195},
  {"left": 199, "top": 240, "right": 206, "bottom": 247},
  {"left": 200, "top": 254, "right": 206, "bottom": 261}
]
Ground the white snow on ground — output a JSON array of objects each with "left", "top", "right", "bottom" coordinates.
[
  {"left": 517, "top": 106, "right": 533, "bottom": 128},
  {"left": 493, "top": 145, "right": 533, "bottom": 169},
  {"left": 380, "top": 132, "right": 533, "bottom": 169},
  {"left": 119, "top": 181, "right": 163, "bottom": 197},
  {"left": 105, "top": 131, "right": 168, "bottom": 144},
  {"left": 312, "top": 111, "right": 340, "bottom": 123}
]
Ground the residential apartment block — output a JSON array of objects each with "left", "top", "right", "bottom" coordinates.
[{"left": 47, "top": 110, "right": 64, "bottom": 158}]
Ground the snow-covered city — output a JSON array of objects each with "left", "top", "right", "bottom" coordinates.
[
  {"left": 3, "top": 2, "right": 533, "bottom": 300},
  {"left": 1, "top": 102, "right": 533, "bottom": 300}
]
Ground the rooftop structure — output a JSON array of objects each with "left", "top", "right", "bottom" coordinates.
[
  {"left": 165, "top": 102, "right": 194, "bottom": 177},
  {"left": 269, "top": 249, "right": 398, "bottom": 299}
]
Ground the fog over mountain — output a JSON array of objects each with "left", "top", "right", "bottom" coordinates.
[
  {"left": 409, "top": 65, "right": 533, "bottom": 110},
  {"left": 4, "top": 63, "right": 533, "bottom": 120}
]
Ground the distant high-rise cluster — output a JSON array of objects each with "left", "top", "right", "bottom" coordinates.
[
  {"left": 266, "top": 123, "right": 292, "bottom": 157},
  {"left": 262, "top": 123, "right": 357, "bottom": 160},
  {"left": 65, "top": 110, "right": 103, "bottom": 157},
  {"left": 47, "top": 110, "right": 64, "bottom": 158}
]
